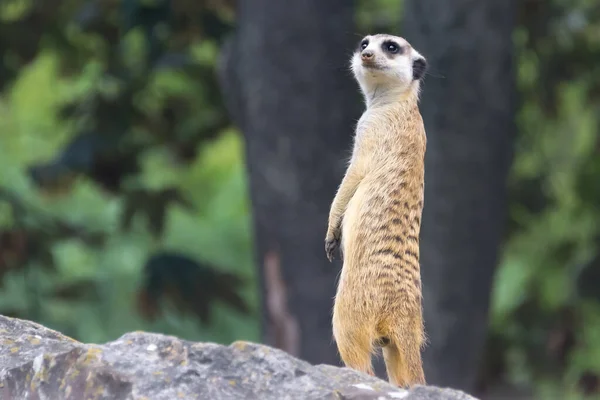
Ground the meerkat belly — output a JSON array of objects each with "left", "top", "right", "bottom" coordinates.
[{"left": 339, "top": 177, "right": 423, "bottom": 306}]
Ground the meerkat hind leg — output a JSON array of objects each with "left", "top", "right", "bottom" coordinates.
[
  {"left": 383, "top": 327, "right": 425, "bottom": 387},
  {"left": 334, "top": 322, "right": 376, "bottom": 376}
]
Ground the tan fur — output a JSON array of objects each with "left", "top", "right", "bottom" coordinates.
[{"left": 325, "top": 34, "right": 427, "bottom": 388}]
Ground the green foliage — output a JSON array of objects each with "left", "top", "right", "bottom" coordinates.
[
  {"left": 488, "top": 1, "right": 600, "bottom": 398},
  {"left": 0, "top": 0, "right": 258, "bottom": 345}
]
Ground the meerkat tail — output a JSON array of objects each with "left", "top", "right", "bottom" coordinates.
[{"left": 382, "top": 318, "right": 426, "bottom": 388}]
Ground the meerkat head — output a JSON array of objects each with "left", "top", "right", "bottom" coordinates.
[{"left": 351, "top": 34, "right": 427, "bottom": 105}]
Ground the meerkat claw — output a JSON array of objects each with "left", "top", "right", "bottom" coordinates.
[{"left": 325, "top": 237, "right": 340, "bottom": 262}]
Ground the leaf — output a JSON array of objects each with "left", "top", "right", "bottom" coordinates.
[{"left": 491, "top": 256, "right": 535, "bottom": 324}]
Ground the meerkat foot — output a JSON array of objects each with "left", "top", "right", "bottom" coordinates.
[{"left": 325, "top": 236, "right": 341, "bottom": 262}]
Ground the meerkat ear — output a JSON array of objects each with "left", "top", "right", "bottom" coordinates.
[{"left": 412, "top": 58, "right": 427, "bottom": 80}]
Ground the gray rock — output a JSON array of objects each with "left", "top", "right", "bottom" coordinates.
[{"left": 0, "top": 315, "right": 477, "bottom": 400}]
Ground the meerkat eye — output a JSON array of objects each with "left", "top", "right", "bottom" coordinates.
[
  {"left": 383, "top": 41, "right": 401, "bottom": 54},
  {"left": 360, "top": 40, "right": 369, "bottom": 50}
]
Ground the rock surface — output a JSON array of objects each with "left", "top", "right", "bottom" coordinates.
[{"left": 0, "top": 315, "right": 477, "bottom": 400}]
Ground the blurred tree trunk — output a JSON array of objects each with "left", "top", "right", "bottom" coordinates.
[
  {"left": 219, "top": 2, "right": 360, "bottom": 365},
  {"left": 402, "top": 0, "right": 517, "bottom": 392}
]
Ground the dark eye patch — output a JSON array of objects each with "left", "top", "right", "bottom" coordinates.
[{"left": 382, "top": 40, "right": 402, "bottom": 55}]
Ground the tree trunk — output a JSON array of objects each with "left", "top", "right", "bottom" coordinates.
[
  {"left": 402, "top": 0, "right": 517, "bottom": 392},
  {"left": 219, "top": 1, "right": 361, "bottom": 365}
]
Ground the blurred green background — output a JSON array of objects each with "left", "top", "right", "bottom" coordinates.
[
  {"left": 1, "top": 0, "right": 600, "bottom": 399},
  {"left": 0, "top": 0, "right": 257, "bottom": 344}
]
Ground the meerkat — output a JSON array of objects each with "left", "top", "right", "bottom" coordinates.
[{"left": 325, "top": 34, "right": 428, "bottom": 388}]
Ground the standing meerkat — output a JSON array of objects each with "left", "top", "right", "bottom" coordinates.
[{"left": 325, "top": 33, "right": 428, "bottom": 388}]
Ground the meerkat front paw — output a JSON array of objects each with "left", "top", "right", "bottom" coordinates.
[{"left": 325, "top": 234, "right": 341, "bottom": 262}]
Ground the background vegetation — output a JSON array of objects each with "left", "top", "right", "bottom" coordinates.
[
  {"left": 0, "top": 0, "right": 256, "bottom": 345},
  {"left": 1, "top": 0, "right": 600, "bottom": 399}
]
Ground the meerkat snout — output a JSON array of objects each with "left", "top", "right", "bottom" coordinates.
[{"left": 361, "top": 50, "right": 374, "bottom": 61}]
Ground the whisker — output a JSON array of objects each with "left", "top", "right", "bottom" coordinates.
[
  {"left": 424, "top": 70, "right": 445, "bottom": 79},
  {"left": 342, "top": 31, "right": 366, "bottom": 38}
]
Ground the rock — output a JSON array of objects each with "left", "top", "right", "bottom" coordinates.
[{"left": 0, "top": 315, "right": 477, "bottom": 400}]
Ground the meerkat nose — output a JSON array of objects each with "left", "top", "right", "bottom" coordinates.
[{"left": 361, "top": 50, "right": 374, "bottom": 61}]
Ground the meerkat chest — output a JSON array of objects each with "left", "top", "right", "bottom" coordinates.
[{"left": 353, "top": 110, "right": 424, "bottom": 168}]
